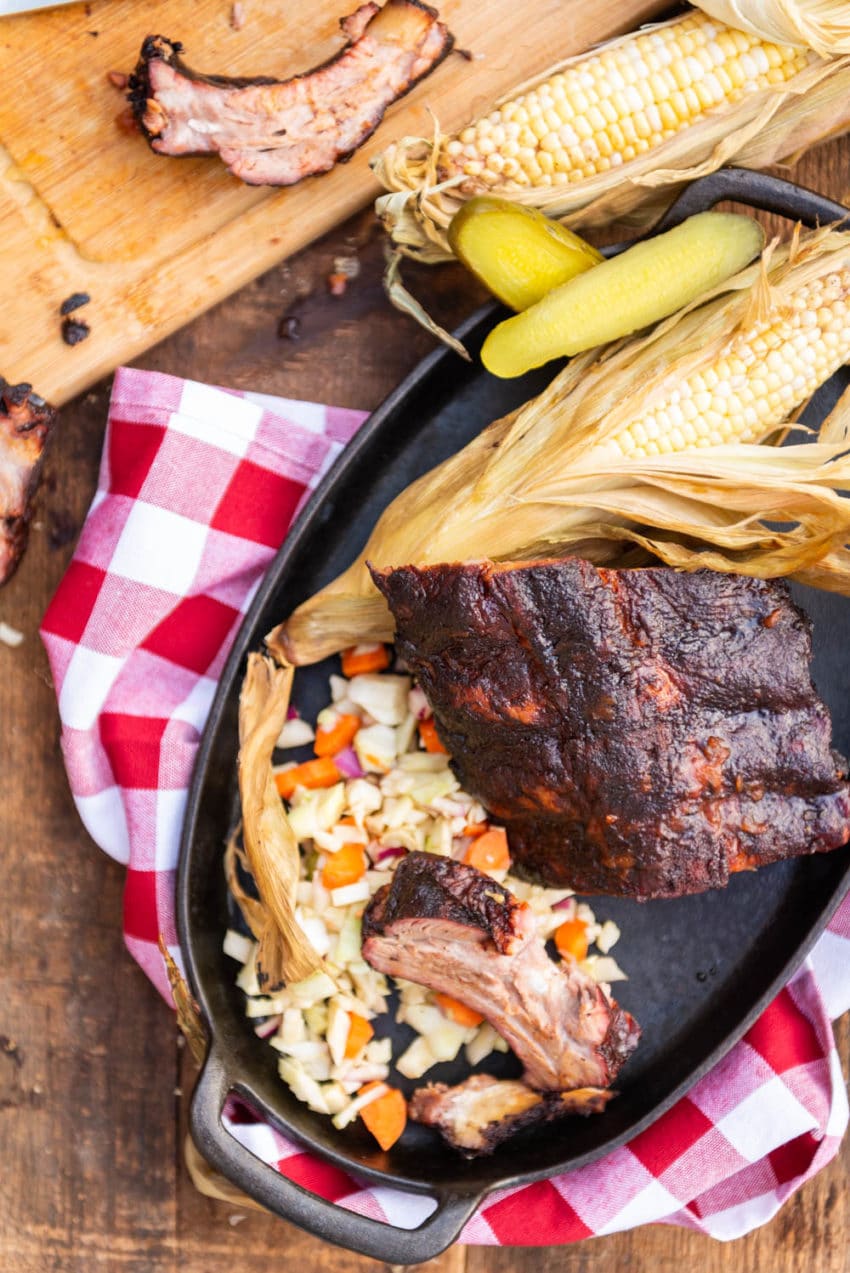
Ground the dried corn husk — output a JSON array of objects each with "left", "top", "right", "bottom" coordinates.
[
  {"left": 374, "top": 20, "right": 850, "bottom": 267},
  {"left": 237, "top": 654, "right": 321, "bottom": 986},
  {"left": 158, "top": 936, "right": 207, "bottom": 1065},
  {"left": 269, "top": 227, "right": 850, "bottom": 666},
  {"left": 184, "top": 1135, "right": 269, "bottom": 1214},
  {"left": 696, "top": 0, "right": 850, "bottom": 56}
]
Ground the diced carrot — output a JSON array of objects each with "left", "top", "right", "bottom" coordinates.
[
  {"left": 321, "top": 842, "right": 367, "bottom": 890},
  {"left": 418, "top": 717, "right": 448, "bottom": 754},
  {"left": 554, "top": 918, "right": 589, "bottom": 963},
  {"left": 338, "top": 816, "right": 358, "bottom": 827},
  {"left": 359, "top": 1082, "right": 407, "bottom": 1151},
  {"left": 314, "top": 712, "right": 361, "bottom": 757},
  {"left": 344, "top": 1012, "right": 374, "bottom": 1059},
  {"left": 434, "top": 992, "right": 484, "bottom": 1028},
  {"left": 341, "top": 644, "right": 390, "bottom": 677},
  {"left": 463, "top": 827, "right": 510, "bottom": 872},
  {"left": 275, "top": 756, "right": 341, "bottom": 800},
  {"left": 463, "top": 821, "right": 490, "bottom": 838}
]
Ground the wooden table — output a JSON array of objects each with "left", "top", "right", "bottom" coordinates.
[{"left": 3, "top": 139, "right": 850, "bottom": 1273}]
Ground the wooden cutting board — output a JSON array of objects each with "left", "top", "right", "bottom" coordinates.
[{"left": 0, "top": 0, "right": 669, "bottom": 405}]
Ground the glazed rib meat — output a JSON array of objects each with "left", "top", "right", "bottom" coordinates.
[
  {"left": 129, "top": 1, "right": 453, "bottom": 186},
  {"left": 371, "top": 559, "right": 850, "bottom": 900},
  {"left": 1, "top": 379, "right": 56, "bottom": 586},
  {"left": 361, "top": 852, "right": 640, "bottom": 1091},
  {"left": 409, "top": 1074, "right": 614, "bottom": 1156}
]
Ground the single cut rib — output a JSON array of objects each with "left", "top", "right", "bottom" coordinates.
[
  {"left": 361, "top": 852, "right": 639, "bottom": 1090},
  {"left": 371, "top": 559, "right": 850, "bottom": 899},
  {"left": 409, "top": 1074, "right": 614, "bottom": 1156},
  {"left": 130, "top": 1, "right": 453, "bottom": 186}
]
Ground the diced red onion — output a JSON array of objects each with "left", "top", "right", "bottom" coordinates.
[
  {"left": 287, "top": 706, "right": 299, "bottom": 720},
  {"left": 333, "top": 745, "right": 363, "bottom": 778},
  {"left": 374, "top": 845, "right": 408, "bottom": 863},
  {"left": 553, "top": 897, "right": 576, "bottom": 912},
  {"left": 407, "top": 685, "right": 432, "bottom": 721},
  {"left": 254, "top": 1015, "right": 282, "bottom": 1038}
]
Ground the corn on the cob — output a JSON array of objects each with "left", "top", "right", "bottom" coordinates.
[
  {"left": 271, "top": 228, "right": 850, "bottom": 666},
  {"left": 444, "top": 13, "right": 811, "bottom": 194},
  {"left": 374, "top": 8, "right": 850, "bottom": 265},
  {"left": 605, "top": 264, "right": 850, "bottom": 459}
]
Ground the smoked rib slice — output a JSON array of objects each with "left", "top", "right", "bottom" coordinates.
[
  {"left": 130, "top": 1, "right": 453, "bottom": 186},
  {"left": 362, "top": 851, "right": 639, "bottom": 1091},
  {"left": 371, "top": 559, "right": 850, "bottom": 899}
]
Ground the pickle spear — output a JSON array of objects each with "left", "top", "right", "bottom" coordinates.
[
  {"left": 481, "top": 211, "right": 766, "bottom": 378},
  {"left": 448, "top": 196, "right": 603, "bottom": 311}
]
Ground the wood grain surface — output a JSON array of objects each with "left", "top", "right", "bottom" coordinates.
[
  {"left": 1, "top": 140, "right": 849, "bottom": 1272},
  {"left": 0, "top": 0, "right": 669, "bottom": 405}
]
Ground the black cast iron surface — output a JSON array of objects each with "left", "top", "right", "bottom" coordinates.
[{"left": 179, "top": 169, "right": 850, "bottom": 1263}]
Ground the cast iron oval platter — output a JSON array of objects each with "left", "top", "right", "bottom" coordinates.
[{"left": 180, "top": 169, "right": 850, "bottom": 1263}]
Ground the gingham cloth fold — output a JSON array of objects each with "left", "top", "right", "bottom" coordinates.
[{"left": 41, "top": 366, "right": 850, "bottom": 1246}]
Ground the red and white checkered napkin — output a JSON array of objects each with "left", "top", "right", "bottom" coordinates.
[{"left": 41, "top": 365, "right": 850, "bottom": 1246}]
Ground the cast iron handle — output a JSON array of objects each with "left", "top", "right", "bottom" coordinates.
[
  {"left": 653, "top": 167, "right": 850, "bottom": 231},
  {"left": 190, "top": 1045, "right": 482, "bottom": 1264}
]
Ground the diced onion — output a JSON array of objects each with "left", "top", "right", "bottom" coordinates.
[
  {"left": 271, "top": 1040, "right": 329, "bottom": 1062},
  {"left": 332, "top": 1061, "right": 390, "bottom": 1085},
  {"left": 304, "top": 1002, "right": 330, "bottom": 1035},
  {"left": 589, "top": 954, "right": 628, "bottom": 983},
  {"left": 399, "top": 752, "right": 447, "bottom": 773},
  {"left": 326, "top": 1000, "right": 352, "bottom": 1067},
  {"left": 323, "top": 1082, "right": 350, "bottom": 1115},
  {"left": 223, "top": 928, "right": 255, "bottom": 964},
  {"left": 465, "top": 1023, "right": 502, "bottom": 1067},
  {"left": 395, "top": 712, "right": 418, "bottom": 755},
  {"left": 396, "top": 1036, "right": 436, "bottom": 1080},
  {"left": 345, "top": 777, "right": 384, "bottom": 819},
  {"left": 280, "top": 1008, "right": 307, "bottom": 1046},
  {"left": 236, "top": 950, "right": 262, "bottom": 998},
  {"left": 296, "top": 913, "right": 332, "bottom": 957},
  {"left": 330, "top": 675, "right": 350, "bottom": 703},
  {"left": 334, "top": 745, "right": 364, "bottom": 778},
  {"left": 425, "top": 1022, "right": 470, "bottom": 1063},
  {"left": 354, "top": 723, "right": 399, "bottom": 773},
  {"left": 278, "top": 1059, "right": 331, "bottom": 1114},
  {"left": 407, "top": 685, "right": 431, "bottom": 720},
  {"left": 373, "top": 845, "right": 408, "bottom": 864},
  {"left": 245, "top": 995, "right": 288, "bottom": 1018},
  {"left": 331, "top": 1081, "right": 389, "bottom": 1130},
  {"left": 275, "top": 717, "right": 316, "bottom": 748},
  {"left": 254, "top": 1015, "right": 282, "bottom": 1039},
  {"left": 596, "top": 920, "right": 621, "bottom": 954},
  {"left": 330, "top": 880, "right": 371, "bottom": 907},
  {"left": 366, "top": 1037, "right": 392, "bottom": 1065},
  {"left": 289, "top": 970, "right": 337, "bottom": 1007},
  {"left": 348, "top": 673, "right": 411, "bottom": 726}
]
